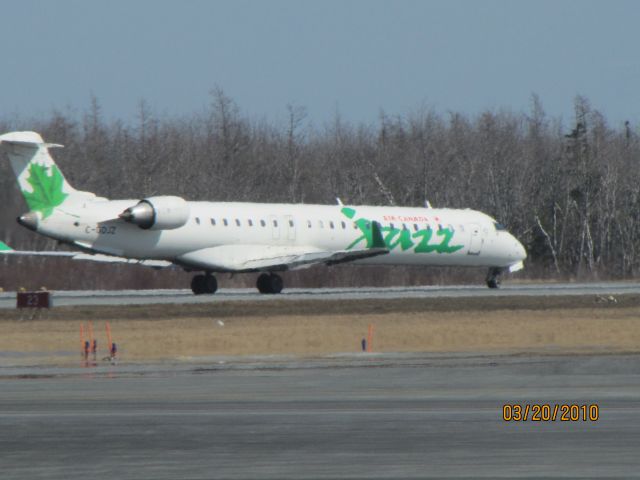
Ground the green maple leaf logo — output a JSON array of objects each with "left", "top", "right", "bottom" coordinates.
[{"left": 21, "top": 163, "right": 68, "bottom": 218}]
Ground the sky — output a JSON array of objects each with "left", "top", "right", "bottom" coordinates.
[{"left": 1, "top": 0, "right": 639, "bottom": 128}]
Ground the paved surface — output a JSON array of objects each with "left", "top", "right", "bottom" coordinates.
[
  {"left": 1, "top": 282, "right": 640, "bottom": 307},
  {"left": 1, "top": 353, "right": 640, "bottom": 479}
]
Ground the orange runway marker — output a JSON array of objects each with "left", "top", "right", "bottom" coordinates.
[
  {"left": 367, "top": 324, "right": 374, "bottom": 353},
  {"left": 106, "top": 321, "right": 113, "bottom": 350}
]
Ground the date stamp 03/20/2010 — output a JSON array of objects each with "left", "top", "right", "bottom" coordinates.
[{"left": 502, "top": 404, "right": 599, "bottom": 422}]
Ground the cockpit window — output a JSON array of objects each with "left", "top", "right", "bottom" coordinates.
[{"left": 494, "top": 222, "right": 507, "bottom": 231}]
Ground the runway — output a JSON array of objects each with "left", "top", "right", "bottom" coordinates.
[
  {"left": 1, "top": 353, "right": 640, "bottom": 479},
  {"left": 1, "top": 281, "right": 639, "bottom": 307}
]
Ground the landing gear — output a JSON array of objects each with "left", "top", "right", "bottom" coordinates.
[
  {"left": 486, "top": 267, "right": 503, "bottom": 289},
  {"left": 256, "top": 273, "right": 283, "bottom": 294},
  {"left": 191, "top": 274, "right": 218, "bottom": 295}
]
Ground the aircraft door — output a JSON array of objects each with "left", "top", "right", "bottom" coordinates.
[
  {"left": 284, "top": 215, "right": 296, "bottom": 241},
  {"left": 468, "top": 224, "right": 483, "bottom": 255},
  {"left": 270, "top": 215, "right": 280, "bottom": 240}
]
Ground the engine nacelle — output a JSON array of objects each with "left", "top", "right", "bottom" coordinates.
[{"left": 119, "top": 195, "right": 190, "bottom": 230}]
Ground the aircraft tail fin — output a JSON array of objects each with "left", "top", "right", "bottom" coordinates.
[{"left": 0, "top": 131, "right": 79, "bottom": 218}]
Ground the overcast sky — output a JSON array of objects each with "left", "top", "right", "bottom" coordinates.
[{"left": 1, "top": 0, "right": 638, "bottom": 127}]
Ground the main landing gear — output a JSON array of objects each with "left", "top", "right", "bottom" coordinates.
[
  {"left": 256, "top": 273, "right": 283, "bottom": 294},
  {"left": 191, "top": 273, "right": 218, "bottom": 295},
  {"left": 486, "top": 267, "right": 503, "bottom": 289},
  {"left": 189, "top": 273, "right": 284, "bottom": 295}
]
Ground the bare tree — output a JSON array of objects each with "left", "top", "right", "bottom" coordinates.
[{"left": 2, "top": 93, "right": 640, "bottom": 289}]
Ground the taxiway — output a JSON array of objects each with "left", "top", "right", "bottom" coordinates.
[
  {"left": 1, "top": 353, "right": 639, "bottom": 479},
  {"left": 1, "top": 282, "right": 639, "bottom": 307}
]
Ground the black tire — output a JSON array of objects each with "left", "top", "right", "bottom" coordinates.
[
  {"left": 203, "top": 274, "right": 218, "bottom": 294},
  {"left": 191, "top": 274, "right": 207, "bottom": 295},
  {"left": 269, "top": 274, "right": 283, "bottom": 294},
  {"left": 256, "top": 273, "right": 284, "bottom": 294},
  {"left": 487, "top": 278, "right": 500, "bottom": 289},
  {"left": 256, "top": 273, "right": 272, "bottom": 294}
]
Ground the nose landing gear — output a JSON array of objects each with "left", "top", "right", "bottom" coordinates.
[
  {"left": 486, "top": 267, "right": 503, "bottom": 289},
  {"left": 256, "top": 273, "right": 284, "bottom": 294},
  {"left": 191, "top": 274, "right": 218, "bottom": 294}
]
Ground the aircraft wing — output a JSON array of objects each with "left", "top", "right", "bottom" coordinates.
[
  {"left": 175, "top": 220, "right": 389, "bottom": 272},
  {"left": 174, "top": 244, "right": 388, "bottom": 272},
  {"left": 0, "top": 242, "right": 383, "bottom": 272},
  {"left": 71, "top": 254, "right": 171, "bottom": 268},
  {"left": 0, "top": 249, "right": 77, "bottom": 257},
  {"left": 0, "top": 241, "right": 171, "bottom": 268}
]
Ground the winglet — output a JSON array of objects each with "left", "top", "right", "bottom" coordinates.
[
  {"left": 0, "top": 241, "right": 13, "bottom": 251},
  {"left": 370, "top": 221, "right": 385, "bottom": 249}
]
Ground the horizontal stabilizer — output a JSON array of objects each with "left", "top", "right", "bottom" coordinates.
[{"left": 0, "top": 131, "right": 63, "bottom": 149}]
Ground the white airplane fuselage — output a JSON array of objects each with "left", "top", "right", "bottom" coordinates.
[{"left": 35, "top": 199, "right": 525, "bottom": 269}]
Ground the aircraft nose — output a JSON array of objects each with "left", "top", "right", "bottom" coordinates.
[{"left": 513, "top": 235, "right": 527, "bottom": 261}]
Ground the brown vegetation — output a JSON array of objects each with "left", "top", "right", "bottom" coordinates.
[{"left": 0, "top": 296, "right": 639, "bottom": 365}]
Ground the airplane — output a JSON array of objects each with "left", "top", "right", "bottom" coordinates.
[{"left": 0, "top": 131, "right": 526, "bottom": 294}]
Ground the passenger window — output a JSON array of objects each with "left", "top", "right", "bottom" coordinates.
[
  {"left": 390, "top": 223, "right": 395, "bottom": 229},
  {"left": 289, "top": 220, "right": 294, "bottom": 227},
  {"left": 402, "top": 223, "right": 408, "bottom": 231},
  {"left": 341, "top": 221, "right": 346, "bottom": 229},
  {"left": 235, "top": 219, "right": 241, "bottom": 227},
  {"left": 210, "top": 218, "right": 216, "bottom": 226},
  {"left": 353, "top": 222, "right": 358, "bottom": 229},
  {"left": 260, "top": 219, "right": 266, "bottom": 227},
  {"left": 223, "top": 219, "right": 228, "bottom": 226},
  {"left": 195, "top": 217, "right": 200, "bottom": 225},
  {"left": 413, "top": 224, "right": 419, "bottom": 231},
  {"left": 307, "top": 220, "right": 312, "bottom": 228},
  {"left": 248, "top": 219, "right": 253, "bottom": 227},
  {"left": 273, "top": 220, "right": 278, "bottom": 227},
  {"left": 329, "top": 221, "right": 335, "bottom": 229}
]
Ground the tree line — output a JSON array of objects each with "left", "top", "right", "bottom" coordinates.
[{"left": 1, "top": 90, "right": 638, "bottom": 290}]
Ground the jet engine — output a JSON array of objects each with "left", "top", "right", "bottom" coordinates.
[{"left": 119, "top": 196, "right": 190, "bottom": 230}]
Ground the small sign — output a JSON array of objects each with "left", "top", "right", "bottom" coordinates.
[{"left": 16, "top": 291, "right": 51, "bottom": 309}]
